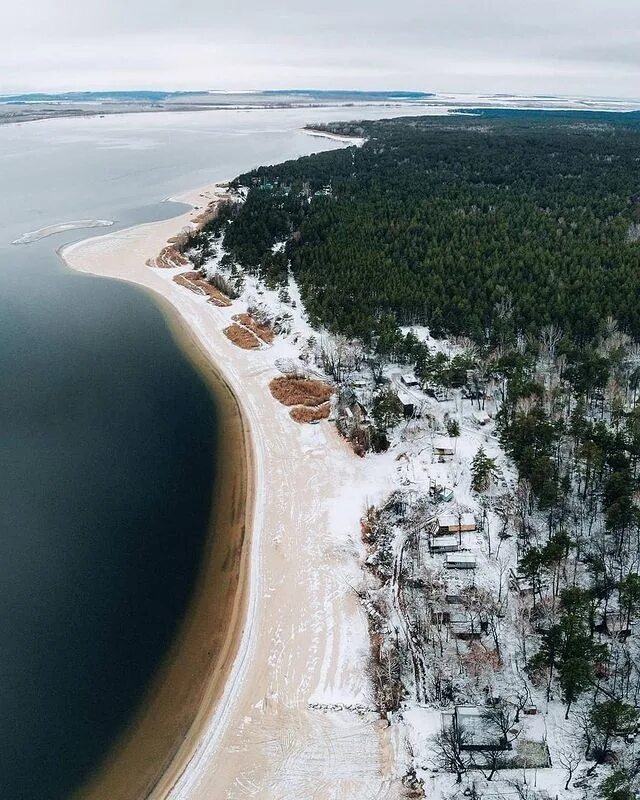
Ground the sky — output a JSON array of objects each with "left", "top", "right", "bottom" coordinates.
[{"left": 3, "top": 0, "right": 640, "bottom": 98}]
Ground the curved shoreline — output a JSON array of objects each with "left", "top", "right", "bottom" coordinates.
[
  {"left": 61, "top": 180, "right": 400, "bottom": 800},
  {"left": 61, "top": 187, "right": 257, "bottom": 800}
]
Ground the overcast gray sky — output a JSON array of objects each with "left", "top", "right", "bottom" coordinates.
[{"left": 3, "top": 0, "right": 640, "bottom": 97}]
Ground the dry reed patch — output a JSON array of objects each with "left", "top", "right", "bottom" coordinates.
[
  {"left": 224, "top": 324, "right": 261, "bottom": 350},
  {"left": 173, "top": 271, "right": 232, "bottom": 307},
  {"left": 192, "top": 193, "right": 235, "bottom": 226},
  {"left": 289, "top": 403, "right": 330, "bottom": 423},
  {"left": 233, "top": 313, "right": 274, "bottom": 344},
  {"left": 203, "top": 286, "right": 233, "bottom": 308},
  {"left": 269, "top": 376, "right": 334, "bottom": 407},
  {"left": 191, "top": 201, "right": 218, "bottom": 227},
  {"left": 147, "top": 243, "right": 189, "bottom": 269},
  {"left": 173, "top": 273, "right": 204, "bottom": 295},
  {"left": 191, "top": 197, "right": 229, "bottom": 227}
]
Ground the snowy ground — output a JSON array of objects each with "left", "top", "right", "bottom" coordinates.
[{"left": 195, "top": 229, "right": 595, "bottom": 799}]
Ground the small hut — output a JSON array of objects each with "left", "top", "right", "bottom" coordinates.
[
  {"left": 430, "top": 535, "right": 460, "bottom": 554},
  {"left": 437, "top": 512, "right": 476, "bottom": 535},
  {"left": 445, "top": 552, "right": 477, "bottom": 570},
  {"left": 434, "top": 437, "right": 456, "bottom": 457}
]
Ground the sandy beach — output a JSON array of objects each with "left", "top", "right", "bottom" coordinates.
[{"left": 62, "top": 184, "right": 401, "bottom": 800}]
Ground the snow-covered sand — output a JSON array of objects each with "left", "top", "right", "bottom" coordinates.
[{"left": 62, "top": 184, "right": 402, "bottom": 799}]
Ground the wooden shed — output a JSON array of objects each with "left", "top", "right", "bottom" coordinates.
[
  {"left": 445, "top": 552, "right": 477, "bottom": 570},
  {"left": 401, "top": 372, "right": 420, "bottom": 387},
  {"left": 453, "top": 706, "right": 506, "bottom": 751},
  {"left": 430, "top": 535, "right": 460, "bottom": 553},
  {"left": 397, "top": 389, "right": 415, "bottom": 418},
  {"left": 438, "top": 512, "right": 476, "bottom": 535},
  {"left": 434, "top": 437, "right": 455, "bottom": 456},
  {"left": 449, "top": 612, "right": 482, "bottom": 640}
]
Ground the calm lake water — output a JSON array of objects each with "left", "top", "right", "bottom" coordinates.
[{"left": 0, "top": 104, "right": 418, "bottom": 798}]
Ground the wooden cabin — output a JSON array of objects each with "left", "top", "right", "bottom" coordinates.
[
  {"left": 401, "top": 372, "right": 420, "bottom": 388},
  {"left": 344, "top": 400, "right": 369, "bottom": 426},
  {"left": 449, "top": 612, "right": 482, "bottom": 640},
  {"left": 510, "top": 567, "right": 549, "bottom": 596},
  {"left": 452, "top": 706, "right": 507, "bottom": 751},
  {"left": 430, "top": 535, "right": 460, "bottom": 554},
  {"left": 596, "top": 612, "right": 633, "bottom": 640},
  {"left": 427, "top": 385, "right": 451, "bottom": 402},
  {"left": 437, "top": 512, "right": 476, "bottom": 535},
  {"left": 445, "top": 552, "right": 477, "bottom": 570},
  {"left": 397, "top": 389, "right": 415, "bottom": 419},
  {"left": 434, "top": 436, "right": 456, "bottom": 457}
]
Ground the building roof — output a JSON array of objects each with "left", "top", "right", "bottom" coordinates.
[
  {"left": 430, "top": 535, "right": 460, "bottom": 549},
  {"left": 446, "top": 552, "right": 477, "bottom": 567},
  {"left": 438, "top": 512, "right": 476, "bottom": 529},
  {"left": 455, "top": 706, "right": 502, "bottom": 747},
  {"left": 397, "top": 389, "right": 415, "bottom": 407}
]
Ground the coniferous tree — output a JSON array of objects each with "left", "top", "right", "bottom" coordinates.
[{"left": 471, "top": 446, "right": 500, "bottom": 493}]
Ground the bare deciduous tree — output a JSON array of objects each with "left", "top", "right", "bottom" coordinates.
[
  {"left": 432, "top": 720, "right": 470, "bottom": 783},
  {"left": 556, "top": 732, "right": 583, "bottom": 790},
  {"left": 509, "top": 673, "right": 532, "bottom": 723},
  {"left": 539, "top": 324, "right": 563, "bottom": 362}
]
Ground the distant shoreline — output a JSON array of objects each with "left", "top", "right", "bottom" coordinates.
[
  {"left": 0, "top": 103, "right": 397, "bottom": 127},
  {"left": 0, "top": 96, "right": 431, "bottom": 127},
  {"left": 2, "top": 91, "right": 640, "bottom": 127}
]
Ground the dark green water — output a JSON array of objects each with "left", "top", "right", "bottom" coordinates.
[
  {"left": 0, "top": 106, "right": 359, "bottom": 799},
  {"left": 1, "top": 247, "right": 218, "bottom": 798}
]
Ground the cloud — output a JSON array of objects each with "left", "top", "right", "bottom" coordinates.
[{"left": 2, "top": 0, "right": 639, "bottom": 97}]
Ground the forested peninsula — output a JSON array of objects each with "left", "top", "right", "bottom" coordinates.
[
  {"left": 216, "top": 113, "right": 640, "bottom": 344},
  {"left": 175, "top": 113, "right": 640, "bottom": 797}
]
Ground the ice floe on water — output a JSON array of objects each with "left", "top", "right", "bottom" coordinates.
[{"left": 12, "top": 219, "right": 113, "bottom": 245}]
